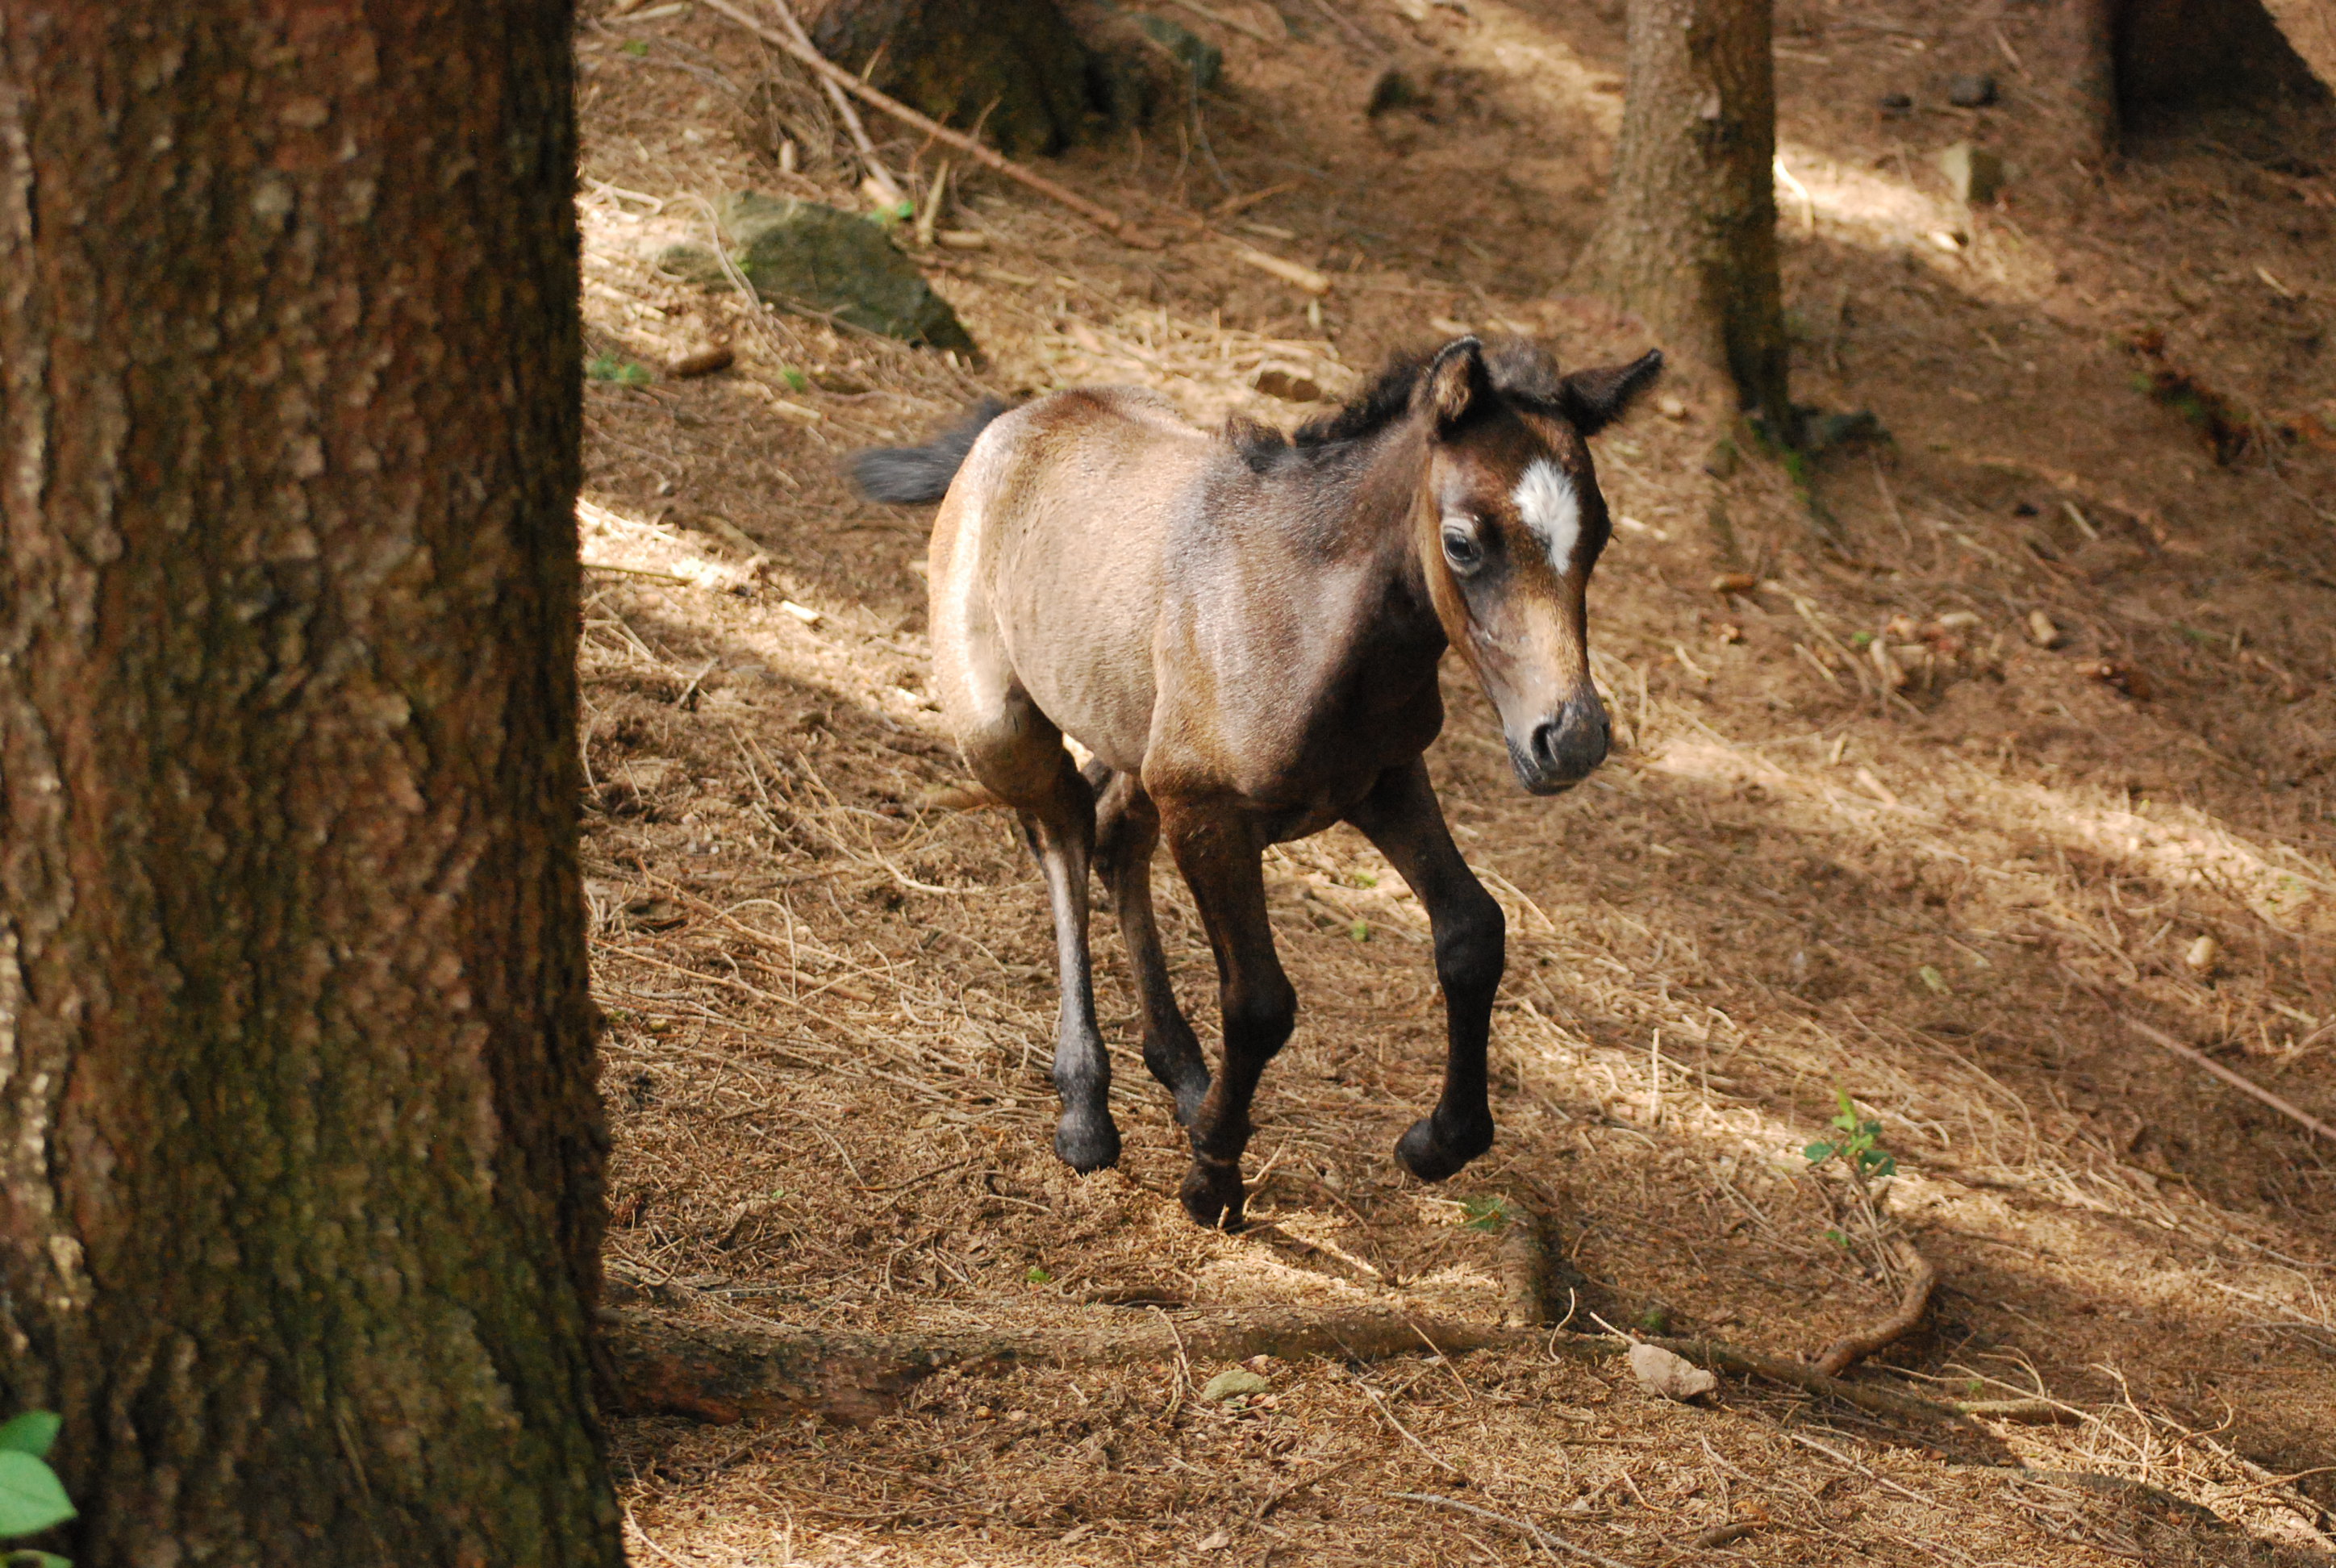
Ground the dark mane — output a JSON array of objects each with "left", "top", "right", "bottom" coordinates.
[{"left": 1226, "top": 338, "right": 1571, "bottom": 473}]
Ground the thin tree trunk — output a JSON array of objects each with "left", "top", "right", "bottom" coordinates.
[
  {"left": 2050, "top": 0, "right": 2120, "bottom": 161},
  {"left": 0, "top": 3, "right": 619, "bottom": 1562},
  {"left": 1572, "top": 0, "right": 1790, "bottom": 436}
]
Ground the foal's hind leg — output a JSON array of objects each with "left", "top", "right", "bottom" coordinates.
[
  {"left": 1345, "top": 758, "right": 1504, "bottom": 1182},
  {"left": 962, "top": 706, "right": 1119, "bottom": 1173},
  {"left": 1093, "top": 773, "right": 1212, "bottom": 1128},
  {"left": 1162, "top": 803, "right": 1293, "bottom": 1229}
]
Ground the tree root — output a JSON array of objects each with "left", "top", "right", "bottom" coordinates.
[
  {"left": 1812, "top": 1236, "right": 1937, "bottom": 1378},
  {"left": 603, "top": 1200, "right": 2047, "bottom": 1432},
  {"left": 600, "top": 1305, "right": 1566, "bottom": 1425}
]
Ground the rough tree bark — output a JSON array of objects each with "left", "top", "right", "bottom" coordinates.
[
  {"left": 1571, "top": 0, "right": 1791, "bottom": 437},
  {"left": 807, "top": 0, "right": 1099, "bottom": 154},
  {"left": 0, "top": 4, "right": 619, "bottom": 1563}
]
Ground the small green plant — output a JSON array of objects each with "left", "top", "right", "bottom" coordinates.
[
  {"left": 1347, "top": 920, "right": 1370, "bottom": 942},
  {"left": 1458, "top": 1195, "right": 1511, "bottom": 1234},
  {"left": 0, "top": 1410, "right": 73, "bottom": 1566},
  {"left": 586, "top": 353, "right": 652, "bottom": 387},
  {"left": 778, "top": 367, "right": 810, "bottom": 393},
  {"left": 1804, "top": 1089, "right": 1896, "bottom": 1181},
  {"left": 1349, "top": 870, "right": 1377, "bottom": 888},
  {"left": 1847, "top": 629, "right": 1875, "bottom": 649},
  {"left": 1024, "top": 1265, "right": 1053, "bottom": 1285},
  {"left": 621, "top": 39, "right": 649, "bottom": 56}
]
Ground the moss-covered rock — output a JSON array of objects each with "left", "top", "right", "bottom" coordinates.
[{"left": 657, "top": 193, "right": 975, "bottom": 356}]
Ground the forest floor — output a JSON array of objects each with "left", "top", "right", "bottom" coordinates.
[{"left": 570, "top": 1, "right": 2336, "bottom": 1562}]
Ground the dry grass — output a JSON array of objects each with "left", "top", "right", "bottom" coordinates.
[{"left": 573, "top": 0, "right": 2336, "bottom": 1562}]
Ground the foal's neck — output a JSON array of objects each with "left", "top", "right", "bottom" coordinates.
[{"left": 1341, "top": 415, "right": 1438, "bottom": 611}]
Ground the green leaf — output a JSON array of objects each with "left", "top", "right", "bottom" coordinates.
[
  {"left": 1459, "top": 1195, "right": 1509, "bottom": 1234},
  {"left": 1024, "top": 1265, "right": 1052, "bottom": 1284},
  {"left": 1348, "top": 920, "right": 1370, "bottom": 942},
  {"left": 6, "top": 1551, "right": 70, "bottom": 1568},
  {"left": 0, "top": 1416, "right": 57, "bottom": 1462},
  {"left": 1350, "top": 871, "right": 1377, "bottom": 888},
  {"left": 781, "top": 368, "right": 810, "bottom": 392},
  {"left": 1804, "top": 1141, "right": 1834, "bottom": 1163},
  {"left": 0, "top": 1452, "right": 74, "bottom": 1537},
  {"left": 622, "top": 39, "right": 649, "bottom": 56}
]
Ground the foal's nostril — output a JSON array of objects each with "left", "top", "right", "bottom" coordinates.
[{"left": 1530, "top": 699, "right": 1609, "bottom": 778}]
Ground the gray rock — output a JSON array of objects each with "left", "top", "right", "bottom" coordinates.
[
  {"left": 1937, "top": 141, "right": 2005, "bottom": 204},
  {"left": 1946, "top": 73, "right": 1997, "bottom": 107},
  {"left": 658, "top": 192, "right": 976, "bottom": 357}
]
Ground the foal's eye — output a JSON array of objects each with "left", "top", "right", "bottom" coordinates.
[{"left": 1441, "top": 527, "right": 1484, "bottom": 572}]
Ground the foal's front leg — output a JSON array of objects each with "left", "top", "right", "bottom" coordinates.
[
  {"left": 1345, "top": 758, "right": 1504, "bottom": 1182},
  {"left": 1162, "top": 804, "right": 1293, "bottom": 1229}
]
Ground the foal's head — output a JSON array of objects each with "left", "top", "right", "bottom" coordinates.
[{"left": 1408, "top": 336, "right": 1663, "bottom": 794}]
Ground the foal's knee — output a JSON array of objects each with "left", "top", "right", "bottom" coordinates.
[{"left": 1435, "top": 892, "right": 1506, "bottom": 1001}]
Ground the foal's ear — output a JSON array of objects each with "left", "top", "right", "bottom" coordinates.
[
  {"left": 1558, "top": 348, "right": 1665, "bottom": 436},
  {"left": 1415, "top": 336, "right": 1491, "bottom": 431}
]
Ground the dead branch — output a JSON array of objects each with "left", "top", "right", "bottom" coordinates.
[
  {"left": 699, "top": 0, "right": 1158, "bottom": 248},
  {"left": 1636, "top": 1333, "right": 1970, "bottom": 1427},
  {"left": 1814, "top": 1236, "right": 1937, "bottom": 1378},
  {"left": 761, "top": 0, "right": 905, "bottom": 206},
  {"left": 2122, "top": 1014, "right": 2336, "bottom": 1142}
]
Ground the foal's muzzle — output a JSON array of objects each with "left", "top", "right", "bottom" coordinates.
[{"left": 1509, "top": 690, "right": 1609, "bottom": 795}]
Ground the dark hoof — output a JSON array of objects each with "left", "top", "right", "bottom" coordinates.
[
  {"left": 1179, "top": 1157, "right": 1245, "bottom": 1230},
  {"left": 1054, "top": 1111, "right": 1122, "bottom": 1174},
  {"left": 1395, "top": 1112, "right": 1495, "bottom": 1183}
]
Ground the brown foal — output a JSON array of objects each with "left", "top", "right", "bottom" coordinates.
[{"left": 855, "top": 336, "right": 1662, "bottom": 1227}]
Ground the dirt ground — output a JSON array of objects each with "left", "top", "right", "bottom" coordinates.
[{"left": 569, "top": 1, "right": 2336, "bottom": 1562}]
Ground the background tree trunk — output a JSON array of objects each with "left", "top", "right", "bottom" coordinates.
[
  {"left": 1571, "top": 0, "right": 1790, "bottom": 436},
  {"left": 807, "top": 0, "right": 1099, "bottom": 154},
  {"left": 0, "top": 3, "right": 619, "bottom": 1563}
]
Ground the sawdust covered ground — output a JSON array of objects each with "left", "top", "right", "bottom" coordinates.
[{"left": 572, "top": 2, "right": 2336, "bottom": 1562}]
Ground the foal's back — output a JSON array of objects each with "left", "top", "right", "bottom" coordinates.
[{"left": 928, "top": 386, "right": 1208, "bottom": 776}]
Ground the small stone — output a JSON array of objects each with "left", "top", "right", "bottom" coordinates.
[
  {"left": 1656, "top": 393, "right": 1687, "bottom": 419},
  {"left": 1629, "top": 1342, "right": 1717, "bottom": 1402},
  {"left": 2025, "top": 609, "right": 2063, "bottom": 648},
  {"left": 1946, "top": 73, "right": 1998, "bottom": 108},
  {"left": 666, "top": 343, "right": 734, "bottom": 378},
  {"left": 1252, "top": 365, "right": 1326, "bottom": 402},
  {"left": 1937, "top": 141, "right": 2005, "bottom": 205},
  {"left": 1201, "top": 1368, "right": 1271, "bottom": 1402}
]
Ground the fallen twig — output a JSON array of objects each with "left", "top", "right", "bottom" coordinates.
[
  {"left": 1160, "top": 0, "right": 1277, "bottom": 43},
  {"left": 701, "top": 0, "right": 1156, "bottom": 248},
  {"left": 761, "top": 0, "right": 904, "bottom": 206},
  {"left": 1359, "top": 1383, "right": 1466, "bottom": 1477},
  {"left": 2122, "top": 1014, "right": 2336, "bottom": 1142},
  {"left": 1814, "top": 1236, "right": 1937, "bottom": 1377},
  {"left": 1391, "top": 1492, "right": 1633, "bottom": 1568}
]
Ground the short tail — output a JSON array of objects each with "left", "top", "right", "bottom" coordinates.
[{"left": 849, "top": 398, "right": 1013, "bottom": 504}]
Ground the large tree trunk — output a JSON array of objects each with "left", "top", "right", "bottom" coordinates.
[
  {"left": 0, "top": 4, "right": 619, "bottom": 1564},
  {"left": 1572, "top": 0, "right": 1790, "bottom": 436}
]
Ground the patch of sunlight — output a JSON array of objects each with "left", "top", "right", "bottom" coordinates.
[
  {"left": 1640, "top": 730, "right": 2332, "bottom": 939},
  {"left": 1773, "top": 140, "right": 1961, "bottom": 248}
]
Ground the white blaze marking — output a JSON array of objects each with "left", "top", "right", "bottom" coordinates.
[{"left": 1512, "top": 458, "right": 1581, "bottom": 571}]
